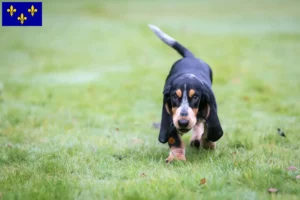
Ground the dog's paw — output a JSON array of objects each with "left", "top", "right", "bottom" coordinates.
[
  {"left": 165, "top": 154, "right": 186, "bottom": 163},
  {"left": 200, "top": 138, "right": 216, "bottom": 150},
  {"left": 190, "top": 139, "right": 201, "bottom": 148}
]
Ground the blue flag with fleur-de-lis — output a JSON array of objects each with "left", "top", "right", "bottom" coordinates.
[{"left": 2, "top": 2, "right": 42, "bottom": 26}]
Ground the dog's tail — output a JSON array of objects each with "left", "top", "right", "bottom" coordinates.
[{"left": 148, "top": 24, "right": 194, "bottom": 58}]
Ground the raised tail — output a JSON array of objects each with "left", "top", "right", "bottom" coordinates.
[{"left": 148, "top": 24, "right": 194, "bottom": 58}]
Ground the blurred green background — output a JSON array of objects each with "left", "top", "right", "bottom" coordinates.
[{"left": 0, "top": 0, "right": 300, "bottom": 199}]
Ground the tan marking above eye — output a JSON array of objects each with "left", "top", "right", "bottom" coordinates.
[
  {"left": 189, "top": 89, "right": 195, "bottom": 98},
  {"left": 176, "top": 89, "right": 182, "bottom": 98}
]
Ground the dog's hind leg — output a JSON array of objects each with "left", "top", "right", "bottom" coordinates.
[
  {"left": 166, "top": 131, "right": 186, "bottom": 163},
  {"left": 200, "top": 124, "right": 216, "bottom": 150}
]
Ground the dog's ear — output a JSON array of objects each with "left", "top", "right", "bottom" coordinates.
[
  {"left": 158, "top": 104, "right": 172, "bottom": 143},
  {"left": 199, "top": 84, "right": 223, "bottom": 142},
  {"left": 162, "top": 84, "right": 172, "bottom": 114},
  {"left": 158, "top": 84, "right": 172, "bottom": 143},
  {"left": 206, "top": 104, "right": 223, "bottom": 142}
]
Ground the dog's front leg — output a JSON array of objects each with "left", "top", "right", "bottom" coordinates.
[
  {"left": 166, "top": 131, "right": 186, "bottom": 163},
  {"left": 190, "top": 121, "right": 205, "bottom": 148}
]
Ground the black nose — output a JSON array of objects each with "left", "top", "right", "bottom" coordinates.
[{"left": 178, "top": 119, "right": 189, "bottom": 127}]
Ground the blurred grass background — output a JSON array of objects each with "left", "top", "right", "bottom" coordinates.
[{"left": 0, "top": 0, "right": 300, "bottom": 199}]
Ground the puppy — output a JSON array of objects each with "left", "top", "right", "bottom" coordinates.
[{"left": 148, "top": 24, "right": 223, "bottom": 163}]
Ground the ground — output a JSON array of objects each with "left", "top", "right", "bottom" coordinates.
[{"left": 0, "top": 0, "right": 300, "bottom": 199}]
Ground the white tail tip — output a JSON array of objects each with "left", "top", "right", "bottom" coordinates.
[{"left": 148, "top": 24, "right": 176, "bottom": 46}]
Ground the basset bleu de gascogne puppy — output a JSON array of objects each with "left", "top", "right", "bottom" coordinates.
[{"left": 148, "top": 24, "right": 223, "bottom": 163}]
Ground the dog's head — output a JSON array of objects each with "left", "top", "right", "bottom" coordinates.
[
  {"left": 163, "top": 74, "right": 210, "bottom": 133},
  {"left": 159, "top": 73, "right": 223, "bottom": 144}
]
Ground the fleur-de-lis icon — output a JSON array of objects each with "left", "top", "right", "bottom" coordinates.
[
  {"left": 7, "top": 5, "right": 16, "bottom": 16},
  {"left": 28, "top": 5, "right": 38, "bottom": 16},
  {"left": 17, "top": 13, "right": 27, "bottom": 24}
]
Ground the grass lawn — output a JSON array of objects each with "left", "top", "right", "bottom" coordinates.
[{"left": 1, "top": 0, "right": 300, "bottom": 199}]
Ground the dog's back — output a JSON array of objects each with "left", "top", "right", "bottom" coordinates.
[
  {"left": 148, "top": 24, "right": 213, "bottom": 86},
  {"left": 167, "top": 57, "right": 213, "bottom": 87}
]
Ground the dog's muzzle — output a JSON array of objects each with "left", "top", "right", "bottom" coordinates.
[{"left": 178, "top": 119, "right": 190, "bottom": 133}]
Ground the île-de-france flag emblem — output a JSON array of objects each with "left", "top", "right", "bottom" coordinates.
[{"left": 2, "top": 2, "right": 42, "bottom": 26}]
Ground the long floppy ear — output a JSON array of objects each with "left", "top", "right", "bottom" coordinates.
[
  {"left": 200, "top": 84, "right": 223, "bottom": 142},
  {"left": 158, "top": 85, "right": 172, "bottom": 143},
  {"left": 158, "top": 104, "right": 172, "bottom": 143}
]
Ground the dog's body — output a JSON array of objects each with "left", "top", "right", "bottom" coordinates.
[{"left": 148, "top": 25, "right": 223, "bottom": 162}]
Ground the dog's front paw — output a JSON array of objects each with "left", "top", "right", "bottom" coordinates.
[
  {"left": 165, "top": 154, "right": 186, "bottom": 163},
  {"left": 165, "top": 148, "right": 186, "bottom": 163},
  {"left": 190, "top": 139, "right": 201, "bottom": 148}
]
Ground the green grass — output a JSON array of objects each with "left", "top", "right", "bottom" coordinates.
[{"left": 1, "top": 0, "right": 300, "bottom": 199}]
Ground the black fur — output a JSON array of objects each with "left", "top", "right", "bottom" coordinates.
[{"left": 157, "top": 38, "right": 223, "bottom": 144}]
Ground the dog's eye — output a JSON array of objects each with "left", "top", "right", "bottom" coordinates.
[
  {"left": 172, "top": 95, "right": 178, "bottom": 100},
  {"left": 193, "top": 95, "right": 199, "bottom": 101}
]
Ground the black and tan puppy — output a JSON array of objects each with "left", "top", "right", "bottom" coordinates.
[{"left": 148, "top": 24, "right": 223, "bottom": 162}]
